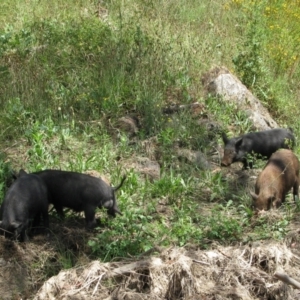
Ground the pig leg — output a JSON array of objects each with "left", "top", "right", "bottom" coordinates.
[
  {"left": 293, "top": 180, "right": 299, "bottom": 202},
  {"left": 273, "top": 199, "right": 282, "bottom": 208},
  {"left": 242, "top": 157, "right": 254, "bottom": 169},
  {"left": 84, "top": 206, "right": 97, "bottom": 229},
  {"left": 53, "top": 204, "right": 65, "bottom": 219},
  {"left": 13, "top": 222, "right": 28, "bottom": 242},
  {"left": 41, "top": 208, "right": 49, "bottom": 235},
  {"left": 242, "top": 161, "right": 247, "bottom": 169},
  {"left": 32, "top": 214, "right": 42, "bottom": 234}
]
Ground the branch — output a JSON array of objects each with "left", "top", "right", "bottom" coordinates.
[{"left": 274, "top": 271, "right": 300, "bottom": 289}]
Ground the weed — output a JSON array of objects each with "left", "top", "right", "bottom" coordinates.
[
  {"left": 252, "top": 215, "right": 290, "bottom": 241},
  {"left": 204, "top": 205, "right": 243, "bottom": 242},
  {"left": 0, "top": 153, "right": 14, "bottom": 201},
  {"left": 171, "top": 204, "right": 203, "bottom": 246},
  {"left": 151, "top": 172, "right": 189, "bottom": 205},
  {"left": 199, "top": 171, "right": 228, "bottom": 203},
  {"left": 0, "top": 98, "right": 34, "bottom": 140}
]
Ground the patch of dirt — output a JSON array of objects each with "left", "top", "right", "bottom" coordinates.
[{"left": 0, "top": 214, "right": 100, "bottom": 300}]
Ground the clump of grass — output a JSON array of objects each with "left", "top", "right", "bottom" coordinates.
[{"left": 0, "top": 153, "right": 14, "bottom": 201}]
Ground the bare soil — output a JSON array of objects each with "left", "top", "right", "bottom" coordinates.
[{"left": 0, "top": 214, "right": 96, "bottom": 299}]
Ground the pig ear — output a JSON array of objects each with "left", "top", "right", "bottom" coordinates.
[
  {"left": 102, "top": 199, "right": 113, "bottom": 209},
  {"left": 113, "top": 203, "right": 123, "bottom": 216},
  {"left": 12, "top": 170, "right": 18, "bottom": 180},
  {"left": 250, "top": 191, "right": 258, "bottom": 200},
  {"left": 235, "top": 137, "right": 243, "bottom": 148},
  {"left": 18, "top": 169, "right": 27, "bottom": 177},
  {"left": 221, "top": 132, "right": 229, "bottom": 144}
]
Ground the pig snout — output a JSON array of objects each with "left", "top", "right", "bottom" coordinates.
[
  {"left": 103, "top": 199, "right": 123, "bottom": 217},
  {"left": 107, "top": 205, "right": 123, "bottom": 217},
  {"left": 221, "top": 149, "right": 236, "bottom": 167},
  {"left": 221, "top": 156, "right": 232, "bottom": 167},
  {"left": 221, "top": 159, "right": 230, "bottom": 167}
]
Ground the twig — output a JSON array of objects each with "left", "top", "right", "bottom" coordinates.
[
  {"left": 111, "top": 260, "right": 151, "bottom": 276},
  {"left": 66, "top": 272, "right": 106, "bottom": 296},
  {"left": 217, "top": 249, "right": 231, "bottom": 259},
  {"left": 274, "top": 271, "right": 300, "bottom": 289},
  {"left": 248, "top": 248, "right": 253, "bottom": 267},
  {"left": 92, "top": 273, "right": 105, "bottom": 296},
  {"left": 192, "top": 259, "right": 210, "bottom": 266}
]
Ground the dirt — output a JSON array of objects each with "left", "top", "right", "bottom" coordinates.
[{"left": 0, "top": 214, "right": 96, "bottom": 300}]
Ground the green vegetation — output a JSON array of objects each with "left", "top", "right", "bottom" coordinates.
[{"left": 0, "top": 0, "right": 300, "bottom": 269}]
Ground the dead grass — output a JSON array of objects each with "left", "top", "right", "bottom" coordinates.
[
  {"left": 0, "top": 215, "right": 96, "bottom": 299},
  {"left": 32, "top": 240, "right": 300, "bottom": 300}
]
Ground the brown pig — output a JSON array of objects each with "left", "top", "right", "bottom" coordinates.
[{"left": 250, "top": 149, "right": 300, "bottom": 211}]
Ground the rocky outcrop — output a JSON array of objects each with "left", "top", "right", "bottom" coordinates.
[{"left": 202, "top": 66, "right": 278, "bottom": 130}]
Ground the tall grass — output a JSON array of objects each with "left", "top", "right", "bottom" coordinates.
[
  {"left": 229, "top": 0, "right": 300, "bottom": 125},
  {"left": 0, "top": 0, "right": 240, "bottom": 138}
]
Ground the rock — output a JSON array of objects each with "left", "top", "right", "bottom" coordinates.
[
  {"left": 202, "top": 66, "right": 278, "bottom": 130},
  {"left": 176, "top": 148, "right": 211, "bottom": 170},
  {"left": 117, "top": 115, "right": 139, "bottom": 137},
  {"left": 122, "top": 157, "right": 160, "bottom": 181},
  {"left": 0, "top": 258, "right": 7, "bottom": 267}
]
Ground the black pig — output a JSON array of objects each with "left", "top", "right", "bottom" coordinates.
[
  {"left": 221, "top": 128, "right": 295, "bottom": 169},
  {"left": 33, "top": 170, "right": 125, "bottom": 228},
  {"left": 0, "top": 170, "right": 49, "bottom": 241}
]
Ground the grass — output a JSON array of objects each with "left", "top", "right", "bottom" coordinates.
[{"left": 0, "top": 0, "right": 300, "bottom": 271}]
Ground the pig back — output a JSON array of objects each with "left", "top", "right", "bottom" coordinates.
[
  {"left": 257, "top": 149, "right": 299, "bottom": 194},
  {"left": 242, "top": 129, "right": 294, "bottom": 158},
  {"left": 34, "top": 170, "right": 113, "bottom": 211},
  {"left": 0, "top": 174, "right": 48, "bottom": 229}
]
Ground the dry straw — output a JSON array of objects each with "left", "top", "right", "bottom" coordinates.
[{"left": 34, "top": 241, "right": 300, "bottom": 299}]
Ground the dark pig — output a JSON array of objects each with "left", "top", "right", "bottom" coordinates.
[
  {"left": 221, "top": 128, "right": 295, "bottom": 169},
  {"left": 33, "top": 170, "right": 125, "bottom": 228},
  {"left": 0, "top": 170, "right": 49, "bottom": 241},
  {"left": 250, "top": 149, "right": 299, "bottom": 211}
]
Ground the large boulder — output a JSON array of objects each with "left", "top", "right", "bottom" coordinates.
[{"left": 202, "top": 66, "right": 278, "bottom": 130}]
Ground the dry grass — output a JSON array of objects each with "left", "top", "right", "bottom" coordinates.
[{"left": 33, "top": 240, "right": 300, "bottom": 299}]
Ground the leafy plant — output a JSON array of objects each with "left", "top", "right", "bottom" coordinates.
[
  {"left": 0, "top": 153, "right": 13, "bottom": 201},
  {"left": 88, "top": 211, "right": 155, "bottom": 261},
  {"left": 0, "top": 98, "right": 34, "bottom": 140},
  {"left": 204, "top": 206, "right": 243, "bottom": 241}
]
